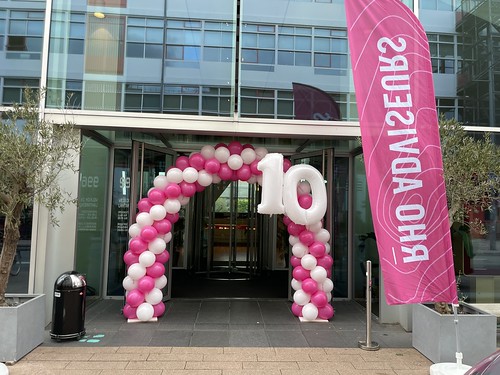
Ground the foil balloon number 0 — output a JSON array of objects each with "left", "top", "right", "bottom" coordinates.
[{"left": 257, "top": 153, "right": 327, "bottom": 225}]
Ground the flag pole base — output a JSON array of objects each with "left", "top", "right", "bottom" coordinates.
[
  {"left": 429, "top": 363, "right": 471, "bottom": 375},
  {"left": 358, "top": 340, "right": 380, "bottom": 351}
]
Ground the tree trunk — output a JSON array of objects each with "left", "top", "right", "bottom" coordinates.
[{"left": 0, "top": 203, "right": 23, "bottom": 306}]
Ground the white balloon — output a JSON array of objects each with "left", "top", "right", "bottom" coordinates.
[
  {"left": 136, "top": 212, "right": 154, "bottom": 227},
  {"left": 291, "top": 278, "right": 302, "bottom": 291},
  {"left": 155, "top": 275, "right": 168, "bottom": 289},
  {"left": 325, "top": 243, "right": 331, "bottom": 254},
  {"left": 283, "top": 164, "right": 327, "bottom": 225},
  {"left": 164, "top": 199, "right": 181, "bottom": 214},
  {"left": 212, "top": 174, "right": 222, "bottom": 184},
  {"left": 154, "top": 175, "right": 169, "bottom": 189},
  {"left": 297, "top": 181, "right": 311, "bottom": 195},
  {"left": 164, "top": 232, "right": 172, "bottom": 243},
  {"left": 136, "top": 302, "right": 154, "bottom": 321},
  {"left": 182, "top": 167, "right": 199, "bottom": 183},
  {"left": 122, "top": 276, "right": 137, "bottom": 291},
  {"left": 256, "top": 175, "right": 263, "bottom": 186},
  {"left": 293, "top": 289, "right": 311, "bottom": 306},
  {"left": 326, "top": 292, "right": 332, "bottom": 302},
  {"left": 301, "top": 254, "right": 317, "bottom": 270},
  {"left": 197, "top": 170, "right": 213, "bottom": 186},
  {"left": 306, "top": 221, "right": 323, "bottom": 233},
  {"left": 289, "top": 235, "right": 299, "bottom": 246},
  {"left": 254, "top": 147, "right": 268, "bottom": 160},
  {"left": 128, "top": 263, "right": 146, "bottom": 280},
  {"left": 178, "top": 195, "right": 190, "bottom": 206},
  {"left": 315, "top": 229, "right": 331, "bottom": 243},
  {"left": 320, "top": 278, "right": 334, "bottom": 293},
  {"left": 148, "top": 237, "right": 166, "bottom": 254},
  {"left": 241, "top": 148, "right": 257, "bottom": 164},
  {"left": 166, "top": 168, "right": 183, "bottom": 183},
  {"left": 139, "top": 251, "right": 156, "bottom": 268},
  {"left": 310, "top": 266, "right": 327, "bottom": 283},
  {"left": 149, "top": 205, "right": 167, "bottom": 221},
  {"left": 227, "top": 154, "right": 244, "bottom": 170},
  {"left": 302, "top": 303, "right": 319, "bottom": 321},
  {"left": 292, "top": 242, "right": 308, "bottom": 258},
  {"left": 247, "top": 175, "right": 257, "bottom": 184},
  {"left": 201, "top": 145, "right": 216, "bottom": 159},
  {"left": 214, "top": 146, "right": 230, "bottom": 163},
  {"left": 145, "top": 288, "right": 163, "bottom": 305},
  {"left": 128, "top": 223, "right": 141, "bottom": 238}
]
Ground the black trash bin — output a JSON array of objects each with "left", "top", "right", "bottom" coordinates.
[{"left": 50, "top": 271, "right": 87, "bottom": 341}]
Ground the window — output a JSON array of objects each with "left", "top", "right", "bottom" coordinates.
[
  {"left": 313, "top": 28, "right": 348, "bottom": 75},
  {"left": 203, "top": 21, "right": 233, "bottom": 63},
  {"left": 50, "top": 12, "right": 85, "bottom": 55},
  {"left": 201, "top": 87, "right": 232, "bottom": 116},
  {"left": 421, "top": 0, "right": 454, "bottom": 11},
  {"left": 240, "top": 88, "right": 275, "bottom": 118},
  {"left": 163, "top": 85, "right": 200, "bottom": 114},
  {"left": 126, "top": 17, "right": 163, "bottom": 59},
  {"left": 277, "top": 26, "right": 312, "bottom": 66},
  {"left": 46, "top": 79, "right": 82, "bottom": 109},
  {"left": 166, "top": 20, "right": 201, "bottom": 62},
  {"left": 428, "top": 33, "right": 456, "bottom": 74},
  {"left": 6, "top": 11, "right": 44, "bottom": 59},
  {"left": 0, "top": 10, "right": 6, "bottom": 52},
  {"left": 2, "top": 78, "right": 39, "bottom": 104},
  {"left": 241, "top": 23, "right": 275, "bottom": 65},
  {"left": 436, "top": 98, "right": 460, "bottom": 120},
  {"left": 124, "top": 84, "right": 161, "bottom": 112}
]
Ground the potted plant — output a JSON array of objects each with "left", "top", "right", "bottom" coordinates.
[
  {"left": 412, "top": 116, "right": 500, "bottom": 365},
  {"left": 0, "top": 88, "right": 80, "bottom": 362}
]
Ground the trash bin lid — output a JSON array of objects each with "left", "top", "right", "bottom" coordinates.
[{"left": 55, "top": 271, "right": 86, "bottom": 289}]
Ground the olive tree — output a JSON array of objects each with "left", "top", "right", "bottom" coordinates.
[{"left": 0, "top": 89, "right": 80, "bottom": 306}]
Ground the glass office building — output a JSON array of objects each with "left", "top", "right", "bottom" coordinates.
[{"left": 1, "top": 0, "right": 498, "bottom": 327}]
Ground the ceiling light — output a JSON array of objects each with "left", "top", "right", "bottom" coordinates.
[{"left": 94, "top": 12, "right": 105, "bottom": 19}]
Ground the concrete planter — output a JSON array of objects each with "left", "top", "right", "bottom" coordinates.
[
  {"left": 0, "top": 294, "right": 45, "bottom": 363},
  {"left": 412, "top": 302, "right": 496, "bottom": 365}
]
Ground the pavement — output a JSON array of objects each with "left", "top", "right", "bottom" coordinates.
[{"left": 6, "top": 299, "right": 435, "bottom": 374}]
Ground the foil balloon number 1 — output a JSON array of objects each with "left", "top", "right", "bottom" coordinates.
[{"left": 257, "top": 153, "right": 327, "bottom": 225}]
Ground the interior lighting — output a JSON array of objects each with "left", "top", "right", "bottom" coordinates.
[{"left": 94, "top": 12, "right": 105, "bottom": 19}]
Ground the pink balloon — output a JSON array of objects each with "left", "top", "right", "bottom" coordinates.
[
  {"left": 242, "top": 143, "right": 254, "bottom": 150},
  {"left": 283, "top": 216, "right": 292, "bottom": 226},
  {"left": 137, "top": 198, "right": 153, "bottom": 212},
  {"left": 137, "top": 275, "right": 155, "bottom": 293},
  {"left": 230, "top": 171, "right": 238, "bottom": 181},
  {"left": 249, "top": 160, "right": 262, "bottom": 175},
  {"left": 299, "top": 230, "right": 315, "bottom": 246},
  {"left": 218, "top": 163, "right": 233, "bottom": 180},
  {"left": 148, "top": 189, "right": 165, "bottom": 205},
  {"left": 309, "top": 241, "right": 326, "bottom": 258},
  {"left": 146, "top": 262, "right": 165, "bottom": 278},
  {"left": 228, "top": 141, "right": 243, "bottom": 155},
  {"left": 195, "top": 182, "right": 206, "bottom": 192},
  {"left": 140, "top": 225, "right": 158, "bottom": 242},
  {"left": 205, "top": 158, "right": 221, "bottom": 174},
  {"left": 317, "top": 255, "right": 333, "bottom": 270},
  {"left": 298, "top": 194, "right": 312, "bottom": 209},
  {"left": 126, "top": 289, "right": 145, "bottom": 308},
  {"left": 123, "top": 304, "right": 137, "bottom": 319},
  {"left": 124, "top": 250, "right": 140, "bottom": 266},
  {"left": 189, "top": 153, "right": 206, "bottom": 171},
  {"left": 291, "top": 302, "right": 303, "bottom": 317},
  {"left": 175, "top": 156, "right": 190, "bottom": 170},
  {"left": 165, "top": 184, "right": 181, "bottom": 199},
  {"left": 129, "top": 238, "right": 148, "bottom": 254},
  {"left": 301, "top": 278, "right": 318, "bottom": 294},
  {"left": 215, "top": 143, "right": 226, "bottom": 149},
  {"left": 283, "top": 158, "right": 292, "bottom": 172},
  {"left": 153, "top": 219, "right": 172, "bottom": 235},
  {"left": 290, "top": 256, "right": 301, "bottom": 268},
  {"left": 311, "top": 291, "right": 328, "bottom": 308},
  {"left": 292, "top": 266, "right": 310, "bottom": 281},
  {"left": 236, "top": 165, "right": 252, "bottom": 181},
  {"left": 318, "top": 303, "right": 334, "bottom": 320},
  {"left": 180, "top": 181, "right": 197, "bottom": 197},
  {"left": 287, "top": 222, "right": 306, "bottom": 236},
  {"left": 166, "top": 213, "right": 179, "bottom": 223},
  {"left": 153, "top": 302, "right": 166, "bottom": 317},
  {"left": 327, "top": 269, "right": 332, "bottom": 278},
  {"left": 155, "top": 250, "right": 170, "bottom": 264}
]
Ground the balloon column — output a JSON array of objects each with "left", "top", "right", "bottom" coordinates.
[{"left": 122, "top": 142, "right": 334, "bottom": 322}]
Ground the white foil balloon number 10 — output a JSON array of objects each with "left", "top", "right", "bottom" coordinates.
[{"left": 257, "top": 153, "right": 327, "bottom": 225}]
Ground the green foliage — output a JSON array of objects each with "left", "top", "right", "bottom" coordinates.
[
  {"left": 439, "top": 116, "right": 500, "bottom": 232},
  {"left": 0, "top": 88, "right": 81, "bottom": 226}
]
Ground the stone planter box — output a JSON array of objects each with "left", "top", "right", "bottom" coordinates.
[
  {"left": 412, "top": 302, "right": 497, "bottom": 365},
  {"left": 0, "top": 294, "right": 45, "bottom": 363}
]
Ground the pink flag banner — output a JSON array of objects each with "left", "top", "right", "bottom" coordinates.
[
  {"left": 345, "top": 0, "right": 458, "bottom": 304},
  {"left": 292, "top": 82, "right": 341, "bottom": 120}
]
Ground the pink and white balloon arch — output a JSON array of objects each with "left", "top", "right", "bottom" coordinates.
[{"left": 122, "top": 142, "right": 334, "bottom": 322}]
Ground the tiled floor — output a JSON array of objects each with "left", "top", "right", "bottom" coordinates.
[{"left": 42, "top": 299, "right": 413, "bottom": 349}]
